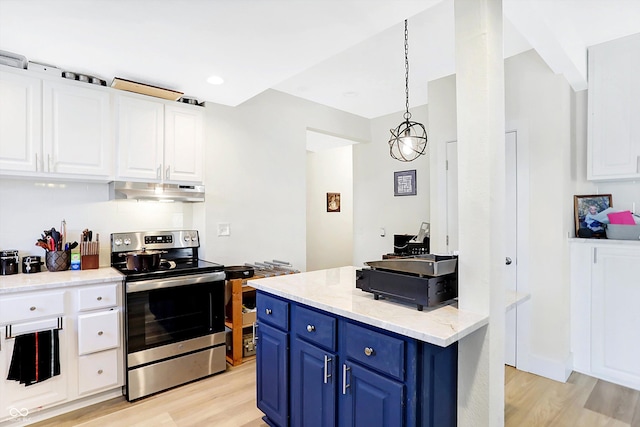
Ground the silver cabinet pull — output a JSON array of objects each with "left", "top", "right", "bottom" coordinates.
[
  {"left": 254, "top": 323, "right": 259, "bottom": 342},
  {"left": 98, "top": 331, "right": 104, "bottom": 336},
  {"left": 97, "top": 296, "right": 103, "bottom": 301},
  {"left": 30, "top": 306, "right": 36, "bottom": 311},
  {"left": 97, "top": 369, "right": 103, "bottom": 375},
  {"left": 364, "top": 347, "right": 374, "bottom": 357},
  {"left": 342, "top": 364, "right": 351, "bottom": 394},
  {"left": 306, "top": 324, "right": 315, "bottom": 332},
  {"left": 324, "top": 355, "right": 332, "bottom": 384},
  {"left": 265, "top": 308, "right": 272, "bottom": 315},
  {"left": 505, "top": 257, "right": 512, "bottom": 265},
  {"left": 165, "top": 166, "right": 170, "bottom": 180},
  {"left": 156, "top": 165, "right": 161, "bottom": 179},
  {"left": 35, "top": 153, "right": 39, "bottom": 172}
]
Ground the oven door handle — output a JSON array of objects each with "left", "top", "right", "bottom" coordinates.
[{"left": 126, "top": 271, "right": 226, "bottom": 293}]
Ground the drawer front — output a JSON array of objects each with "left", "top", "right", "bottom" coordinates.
[
  {"left": 78, "top": 309, "right": 120, "bottom": 355},
  {"left": 256, "top": 292, "right": 289, "bottom": 331},
  {"left": 344, "top": 322, "right": 405, "bottom": 381},
  {"left": 78, "top": 348, "right": 120, "bottom": 395},
  {"left": 292, "top": 304, "right": 337, "bottom": 351},
  {"left": 78, "top": 283, "right": 119, "bottom": 312},
  {"left": 0, "top": 291, "right": 65, "bottom": 324}
]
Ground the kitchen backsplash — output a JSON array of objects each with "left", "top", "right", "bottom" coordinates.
[{"left": 0, "top": 179, "right": 194, "bottom": 266}]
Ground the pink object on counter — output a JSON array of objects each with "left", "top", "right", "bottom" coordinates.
[{"left": 607, "top": 210, "right": 636, "bottom": 225}]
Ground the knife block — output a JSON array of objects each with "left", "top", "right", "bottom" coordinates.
[{"left": 81, "top": 255, "right": 99, "bottom": 270}]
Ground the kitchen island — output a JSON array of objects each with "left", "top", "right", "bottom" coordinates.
[{"left": 249, "top": 266, "right": 510, "bottom": 427}]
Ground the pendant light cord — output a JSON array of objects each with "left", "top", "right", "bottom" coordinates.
[{"left": 404, "top": 19, "right": 411, "bottom": 121}]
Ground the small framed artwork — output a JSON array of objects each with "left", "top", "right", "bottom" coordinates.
[
  {"left": 394, "top": 170, "right": 417, "bottom": 196},
  {"left": 574, "top": 194, "right": 612, "bottom": 237},
  {"left": 327, "top": 193, "right": 340, "bottom": 212}
]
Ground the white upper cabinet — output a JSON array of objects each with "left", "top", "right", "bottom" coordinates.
[
  {"left": 588, "top": 33, "right": 640, "bottom": 181},
  {"left": 0, "top": 68, "right": 42, "bottom": 172},
  {"left": 0, "top": 66, "right": 113, "bottom": 180},
  {"left": 43, "top": 80, "right": 112, "bottom": 177},
  {"left": 115, "top": 94, "right": 164, "bottom": 181},
  {"left": 115, "top": 93, "right": 204, "bottom": 184},
  {"left": 164, "top": 104, "right": 203, "bottom": 183}
]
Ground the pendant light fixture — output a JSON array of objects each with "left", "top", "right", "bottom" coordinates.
[{"left": 389, "top": 19, "right": 427, "bottom": 162}]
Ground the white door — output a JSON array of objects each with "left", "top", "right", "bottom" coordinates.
[
  {"left": 504, "top": 131, "right": 517, "bottom": 366},
  {"left": 445, "top": 131, "right": 518, "bottom": 366}
]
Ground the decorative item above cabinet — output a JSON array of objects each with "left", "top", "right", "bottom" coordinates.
[{"left": 587, "top": 33, "right": 640, "bottom": 181}]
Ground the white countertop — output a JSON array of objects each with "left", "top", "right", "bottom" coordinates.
[
  {"left": 250, "top": 266, "right": 528, "bottom": 347},
  {"left": 0, "top": 267, "right": 124, "bottom": 294}
]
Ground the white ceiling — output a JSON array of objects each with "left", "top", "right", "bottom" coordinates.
[{"left": 1, "top": 0, "right": 640, "bottom": 119}]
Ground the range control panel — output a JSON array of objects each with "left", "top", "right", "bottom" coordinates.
[{"left": 111, "top": 230, "right": 199, "bottom": 252}]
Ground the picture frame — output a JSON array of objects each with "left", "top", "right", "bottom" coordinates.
[
  {"left": 574, "top": 194, "right": 612, "bottom": 237},
  {"left": 394, "top": 170, "right": 417, "bottom": 196},
  {"left": 327, "top": 192, "right": 340, "bottom": 212}
]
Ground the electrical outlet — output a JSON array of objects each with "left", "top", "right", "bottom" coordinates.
[{"left": 217, "top": 223, "right": 230, "bottom": 236}]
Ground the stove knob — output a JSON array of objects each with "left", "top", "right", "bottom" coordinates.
[
  {"left": 114, "top": 238, "right": 123, "bottom": 246},
  {"left": 184, "top": 235, "right": 191, "bottom": 242},
  {"left": 191, "top": 234, "right": 198, "bottom": 243},
  {"left": 124, "top": 238, "right": 131, "bottom": 245}
]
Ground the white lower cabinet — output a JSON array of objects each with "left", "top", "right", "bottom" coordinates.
[
  {"left": 0, "top": 326, "right": 69, "bottom": 420},
  {"left": 571, "top": 240, "right": 640, "bottom": 391},
  {"left": 0, "top": 281, "right": 123, "bottom": 423},
  {"left": 78, "top": 349, "right": 120, "bottom": 395}
]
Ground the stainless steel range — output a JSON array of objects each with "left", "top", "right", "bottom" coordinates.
[{"left": 110, "top": 230, "right": 226, "bottom": 401}]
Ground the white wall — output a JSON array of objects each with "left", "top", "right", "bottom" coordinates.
[
  {"left": 352, "top": 105, "right": 430, "bottom": 267},
  {"left": 201, "top": 89, "right": 370, "bottom": 271},
  {"left": 0, "top": 179, "right": 194, "bottom": 266},
  {"left": 306, "top": 145, "right": 353, "bottom": 271}
]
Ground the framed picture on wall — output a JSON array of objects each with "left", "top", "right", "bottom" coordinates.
[
  {"left": 327, "top": 193, "right": 340, "bottom": 212},
  {"left": 394, "top": 170, "right": 417, "bottom": 196},
  {"left": 574, "top": 194, "right": 612, "bottom": 238}
]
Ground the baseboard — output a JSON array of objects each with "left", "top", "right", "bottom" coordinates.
[
  {"left": 527, "top": 352, "right": 573, "bottom": 383},
  {"left": 0, "top": 387, "right": 123, "bottom": 427}
]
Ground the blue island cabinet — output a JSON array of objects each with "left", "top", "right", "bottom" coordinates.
[{"left": 256, "top": 291, "right": 457, "bottom": 427}]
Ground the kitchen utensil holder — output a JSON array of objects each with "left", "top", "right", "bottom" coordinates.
[
  {"left": 81, "top": 254, "right": 99, "bottom": 270},
  {"left": 45, "top": 250, "right": 71, "bottom": 272}
]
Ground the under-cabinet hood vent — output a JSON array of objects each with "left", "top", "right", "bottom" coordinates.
[{"left": 109, "top": 181, "right": 205, "bottom": 202}]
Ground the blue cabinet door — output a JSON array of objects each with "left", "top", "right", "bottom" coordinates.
[
  {"left": 290, "top": 338, "right": 337, "bottom": 427},
  {"left": 257, "top": 322, "right": 289, "bottom": 427},
  {"left": 339, "top": 362, "right": 404, "bottom": 427}
]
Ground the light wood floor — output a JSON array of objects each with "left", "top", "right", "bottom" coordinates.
[{"left": 30, "top": 361, "right": 640, "bottom": 426}]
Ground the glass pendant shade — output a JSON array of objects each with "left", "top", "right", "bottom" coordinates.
[
  {"left": 388, "top": 19, "right": 427, "bottom": 162},
  {"left": 389, "top": 118, "right": 427, "bottom": 161}
]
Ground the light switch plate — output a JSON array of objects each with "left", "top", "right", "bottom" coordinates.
[{"left": 217, "top": 223, "right": 230, "bottom": 236}]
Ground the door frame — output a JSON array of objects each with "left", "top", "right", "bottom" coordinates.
[{"left": 441, "top": 121, "right": 531, "bottom": 371}]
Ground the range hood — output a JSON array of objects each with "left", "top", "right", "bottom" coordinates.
[{"left": 109, "top": 181, "right": 205, "bottom": 202}]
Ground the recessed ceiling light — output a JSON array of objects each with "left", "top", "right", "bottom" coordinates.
[
  {"left": 206, "top": 75, "right": 224, "bottom": 85},
  {"left": 343, "top": 91, "right": 358, "bottom": 98}
]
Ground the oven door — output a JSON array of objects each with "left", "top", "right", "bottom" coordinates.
[{"left": 125, "top": 271, "right": 226, "bottom": 355}]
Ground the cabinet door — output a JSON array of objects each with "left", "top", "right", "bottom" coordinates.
[
  {"left": 116, "top": 94, "right": 164, "bottom": 181},
  {"left": 591, "top": 246, "right": 640, "bottom": 389},
  {"left": 256, "top": 322, "right": 288, "bottom": 427},
  {"left": 0, "top": 69, "right": 41, "bottom": 173},
  {"left": 290, "top": 338, "right": 336, "bottom": 427},
  {"left": 588, "top": 34, "right": 640, "bottom": 180},
  {"left": 43, "top": 80, "right": 112, "bottom": 177},
  {"left": 164, "top": 104, "right": 203, "bottom": 184},
  {"left": 0, "top": 324, "right": 69, "bottom": 422},
  {"left": 339, "top": 362, "right": 404, "bottom": 427}
]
